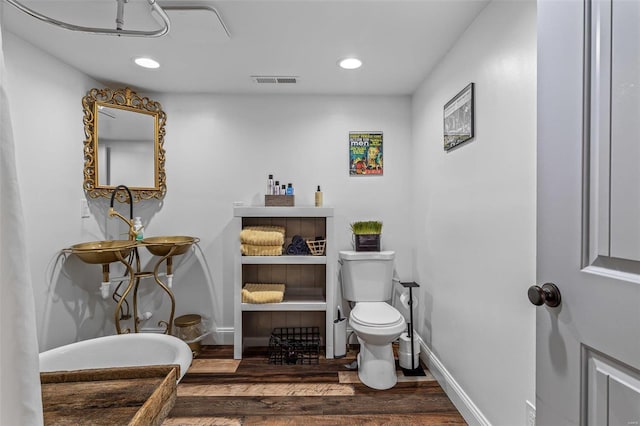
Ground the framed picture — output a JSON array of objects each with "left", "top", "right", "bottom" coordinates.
[
  {"left": 349, "top": 132, "right": 383, "bottom": 176},
  {"left": 443, "top": 83, "right": 474, "bottom": 151}
]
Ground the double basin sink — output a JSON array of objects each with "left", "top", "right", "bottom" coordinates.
[{"left": 69, "top": 236, "right": 198, "bottom": 264}]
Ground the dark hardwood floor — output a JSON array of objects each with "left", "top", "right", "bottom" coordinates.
[{"left": 163, "top": 345, "right": 466, "bottom": 425}]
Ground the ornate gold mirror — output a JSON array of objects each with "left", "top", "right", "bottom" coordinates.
[{"left": 82, "top": 87, "right": 166, "bottom": 202}]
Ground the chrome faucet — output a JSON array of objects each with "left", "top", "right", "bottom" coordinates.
[{"left": 108, "top": 185, "right": 137, "bottom": 240}]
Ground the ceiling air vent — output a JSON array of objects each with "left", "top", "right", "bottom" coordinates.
[{"left": 252, "top": 76, "right": 298, "bottom": 84}]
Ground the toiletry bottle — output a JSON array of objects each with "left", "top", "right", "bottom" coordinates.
[
  {"left": 133, "top": 217, "right": 144, "bottom": 241},
  {"left": 315, "top": 185, "right": 323, "bottom": 207},
  {"left": 286, "top": 183, "right": 294, "bottom": 195},
  {"left": 274, "top": 181, "right": 280, "bottom": 195},
  {"left": 267, "top": 174, "right": 274, "bottom": 195},
  {"left": 281, "top": 184, "right": 286, "bottom": 195}
]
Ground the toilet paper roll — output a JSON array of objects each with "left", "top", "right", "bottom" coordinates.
[
  {"left": 399, "top": 350, "right": 420, "bottom": 370},
  {"left": 398, "top": 332, "right": 420, "bottom": 354},
  {"left": 399, "top": 292, "right": 419, "bottom": 310}
]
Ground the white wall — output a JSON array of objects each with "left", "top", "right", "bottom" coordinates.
[
  {"left": 3, "top": 33, "right": 414, "bottom": 350},
  {"left": 3, "top": 32, "right": 106, "bottom": 350},
  {"left": 142, "top": 92, "right": 415, "bottom": 342},
  {"left": 4, "top": 2, "right": 537, "bottom": 423},
  {"left": 411, "top": 1, "right": 536, "bottom": 425}
]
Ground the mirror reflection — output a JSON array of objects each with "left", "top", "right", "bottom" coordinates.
[
  {"left": 83, "top": 87, "right": 166, "bottom": 202},
  {"left": 97, "top": 104, "right": 155, "bottom": 188}
]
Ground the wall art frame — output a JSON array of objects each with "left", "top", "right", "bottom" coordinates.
[
  {"left": 349, "top": 132, "right": 383, "bottom": 176},
  {"left": 443, "top": 82, "right": 475, "bottom": 151}
]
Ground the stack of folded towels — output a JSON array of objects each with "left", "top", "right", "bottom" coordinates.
[
  {"left": 240, "top": 225, "right": 285, "bottom": 256},
  {"left": 286, "top": 235, "right": 311, "bottom": 255},
  {"left": 242, "top": 283, "right": 285, "bottom": 303}
]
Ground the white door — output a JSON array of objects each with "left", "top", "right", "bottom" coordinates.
[{"left": 537, "top": 0, "right": 640, "bottom": 424}]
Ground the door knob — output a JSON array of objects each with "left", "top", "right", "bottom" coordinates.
[{"left": 528, "top": 283, "right": 561, "bottom": 307}]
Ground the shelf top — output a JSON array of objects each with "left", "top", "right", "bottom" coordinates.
[
  {"left": 241, "top": 300, "right": 327, "bottom": 311},
  {"left": 234, "top": 206, "right": 334, "bottom": 217}
]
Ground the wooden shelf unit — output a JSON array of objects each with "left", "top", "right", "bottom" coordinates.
[{"left": 233, "top": 206, "right": 335, "bottom": 359}]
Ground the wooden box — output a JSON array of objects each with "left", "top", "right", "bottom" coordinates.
[
  {"left": 265, "top": 195, "right": 295, "bottom": 206},
  {"left": 41, "top": 365, "right": 179, "bottom": 426}
]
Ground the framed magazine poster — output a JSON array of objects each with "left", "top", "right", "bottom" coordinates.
[
  {"left": 443, "top": 83, "right": 474, "bottom": 151},
  {"left": 349, "top": 132, "right": 383, "bottom": 176}
]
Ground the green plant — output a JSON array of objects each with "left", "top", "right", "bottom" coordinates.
[{"left": 350, "top": 221, "right": 383, "bottom": 235}]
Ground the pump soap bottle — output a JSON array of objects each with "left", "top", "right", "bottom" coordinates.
[
  {"left": 133, "top": 217, "right": 144, "bottom": 241},
  {"left": 315, "top": 185, "right": 323, "bottom": 207}
]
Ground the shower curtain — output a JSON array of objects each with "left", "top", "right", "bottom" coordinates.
[{"left": 0, "top": 14, "right": 44, "bottom": 426}]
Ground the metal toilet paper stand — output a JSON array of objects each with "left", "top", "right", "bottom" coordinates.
[{"left": 400, "top": 281, "right": 426, "bottom": 376}]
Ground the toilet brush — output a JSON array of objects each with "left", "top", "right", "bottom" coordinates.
[{"left": 334, "top": 306, "right": 347, "bottom": 358}]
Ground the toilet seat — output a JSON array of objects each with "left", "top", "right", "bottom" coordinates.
[{"left": 351, "top": 302, "right": 403, "bottom": 327}]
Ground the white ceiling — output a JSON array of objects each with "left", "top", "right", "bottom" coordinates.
[{"left": 1, "top": 0, "right": 489, "bottom": 95}]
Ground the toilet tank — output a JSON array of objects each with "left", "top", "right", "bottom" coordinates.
[{"left": 339, "top": 251, "right": 395, "bottom": 302}]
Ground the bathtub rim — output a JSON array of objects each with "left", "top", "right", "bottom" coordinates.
[{"left": 39, "top": 333, "right": 193, "bottom": 382}]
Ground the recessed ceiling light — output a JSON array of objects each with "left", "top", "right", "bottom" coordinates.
[
  {"left": 338, "top": 57, "right": 362, "bottom": 70},
  {"left": 134, "top": 57, "right": 160, "bottom": 69}
]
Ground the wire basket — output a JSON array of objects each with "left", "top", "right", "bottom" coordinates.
[
  {"left": 305, "top": 239, "right": 326, "bottom": 256},
  {"left": 268, "top": 327, "right": 320, "bottom": 365}
]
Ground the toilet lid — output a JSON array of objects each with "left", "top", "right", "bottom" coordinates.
[{"left": 351, "top": 302, "right": 403, "bottom": 326}]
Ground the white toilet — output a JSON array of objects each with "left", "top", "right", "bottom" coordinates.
[{"left": 339, "top": 250, "right": 406, "bottom": 390}]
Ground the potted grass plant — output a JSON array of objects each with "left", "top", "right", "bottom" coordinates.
[{"left": 350, "top": 221, "right": 383, "bottom": 252}]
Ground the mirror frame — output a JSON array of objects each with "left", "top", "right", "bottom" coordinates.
[{"left": 82, "top": 87, "right": 166, "bottom": 202}]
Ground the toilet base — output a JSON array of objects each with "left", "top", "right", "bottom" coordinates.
[{"left": 356, "top": 339, "right": 398, "bottom": 390}]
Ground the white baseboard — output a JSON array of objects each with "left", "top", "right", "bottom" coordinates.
[
  {"left": 138, "top": 327, "right": 165, "bottom": 334},
  {"left": 418, "top": 337, "right": 491, "bottom": 426},
  {"left": 212, "top": 327, "right": 234, "bottom": 345},
  {"left": 140, "top": 326, "right": 235, "bottom": 345}
]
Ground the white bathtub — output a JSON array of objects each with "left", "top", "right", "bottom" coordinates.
[{"left": 39, "top": 333, "right": 193, "bottom": 382}]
